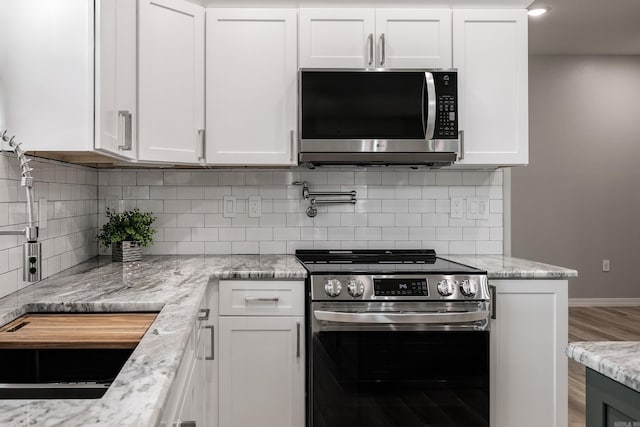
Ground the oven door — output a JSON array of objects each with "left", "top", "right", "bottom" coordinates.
[{"left": 309, "top": 302, "right": 490, "bottom": 427}]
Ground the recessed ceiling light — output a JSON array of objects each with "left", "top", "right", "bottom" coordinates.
[{"left": 528, "top": 7, "right": 550, "bottom": 17}]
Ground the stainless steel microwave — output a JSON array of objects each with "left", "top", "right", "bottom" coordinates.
[{"left": 298, "top": 69, "right": 459, "bottom": 167}]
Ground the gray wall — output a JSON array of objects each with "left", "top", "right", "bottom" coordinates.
[{"left": 512, "top": 55, "right": 640, "bottom": 299}]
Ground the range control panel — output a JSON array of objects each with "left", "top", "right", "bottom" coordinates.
[
  {"left": 432, "top": 71, "right": 458, "bottom": 139},
  {"left": 374, "top": 278, "right": 428, "bottom": 296}
]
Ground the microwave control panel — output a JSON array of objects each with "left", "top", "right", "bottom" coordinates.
[{"left": 433, "top": 72, "right": 458, "bottom": 139}]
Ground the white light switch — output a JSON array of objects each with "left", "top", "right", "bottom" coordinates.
[
  {"left": 466, "top": 197, "right": 489, "bottom": 220},
  {"left": 249, "top": 195, "right": 262, "bottom": 218},
  {"left": 451, "top": 198, "right": 464, "bottom": 219},
  {"left": 223, "top": 196, "right": 237, "bottom": 218}
]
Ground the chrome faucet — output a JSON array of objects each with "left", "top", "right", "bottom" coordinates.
[{"left": 0, "top": 129, "right": 41, "bottom": 282}]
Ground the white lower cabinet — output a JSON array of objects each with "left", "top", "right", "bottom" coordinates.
[
  {"left": 490, "top": 279, "right": 568, "bottom": 427},
  {"left": 218, "top": 280, "right": 305, "bottom": 427},
  {"left": 161, "top": 282, "right": 218, "bottom": 427}
]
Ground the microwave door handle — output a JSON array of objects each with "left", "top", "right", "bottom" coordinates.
[{"left": 424, "top": 72, "right": 437, "bottom": 140}]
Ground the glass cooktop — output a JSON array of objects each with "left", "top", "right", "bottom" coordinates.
[{"left": 296, "top": 250, "right": 485, "bottom": 275}]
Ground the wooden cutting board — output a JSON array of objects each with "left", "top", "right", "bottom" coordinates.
[{"left": 0, "top": 313, "right": 158, "bottom": 349}]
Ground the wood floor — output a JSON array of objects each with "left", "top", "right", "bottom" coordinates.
[{"left": 568, "top": 306, "right": 640, "bottom": 426}]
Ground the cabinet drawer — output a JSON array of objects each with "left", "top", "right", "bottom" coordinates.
[{"left": 219, "top": 281, "right": 304, "bottom": 316}]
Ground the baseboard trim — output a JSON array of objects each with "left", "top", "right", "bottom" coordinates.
[{"left": 569, "top": 298, "right": 640, "bottom": 307}]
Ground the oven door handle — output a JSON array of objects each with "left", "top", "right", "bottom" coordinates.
[{"left": 314, "top": 310, "right": 489, "bottom": 324}]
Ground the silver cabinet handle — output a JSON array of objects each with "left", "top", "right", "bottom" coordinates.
[
  {"left": 314, "top": 310, "right": 489, "bottom": 324},
  {"left": 289, "top": 129, "right": 294, "bottom": 163},
  {"left": 379, "top": 33, "right": 386, "bottom": 66},
  {"left": 117, "top": 110, "right": 132, "bottom": 151},
  {"left": 176, "top": 422, "right": 196, "bottom": 427},
  {"left": 424, "top": 72, "right": 436, "bottom": 140},
  {"left": 490, "top": 284, "right": 496, "bottom": 319},
  {"left": 245, "top": 296, "right": 280, "bottom": 302},
  {"left": 204, "top": 325, "right": 214, "bottom": 360},
  {"left": 458, "top": 130, "right": 465, "bottom": 160},
  {"left": 197, "top": 128, "right": 205, "bottom": 161},
  {"left": 367, "top": 33, "right": 374, "bottom": 66},
  {"left": 296, "top": 321, "right": 301, "bottom": 358},
  {"left": 197, "top": 308, "right": 210, "bottom": 321}
]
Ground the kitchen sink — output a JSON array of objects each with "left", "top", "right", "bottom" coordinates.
[
  {"left": 0, "top": 312, "right": 158, "bottom": 399},
  {"left": 0, "top": 348, "right": 133, "bottom": 399}
]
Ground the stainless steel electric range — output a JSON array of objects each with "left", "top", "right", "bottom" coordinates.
[{"left": 296, "top": 249, "right": 494, "bottom": 427}]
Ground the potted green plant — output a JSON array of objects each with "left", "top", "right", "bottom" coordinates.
[{"left": 97, "top": 208, "right": 157, "bottom": 262}]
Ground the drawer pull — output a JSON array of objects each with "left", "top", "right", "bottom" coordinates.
[
  {"left": 245, "top": 296, "right": 280, "bottom": 303},
  {"left": 197, "top": 308, "right": 210, "bottom": 321}
]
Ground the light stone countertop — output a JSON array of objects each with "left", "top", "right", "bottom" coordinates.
[
  {"left": 567, "top": 341, "right": 640, "bottom": 392},
  {"left": 0, "top": 255, "right": 306, "bottom": 427},
  {"left": 446, "top": 255, "right": 578, "bottom": 279},
  {"left": 0, "top": 252, "right": 575, "bottom": 426}
]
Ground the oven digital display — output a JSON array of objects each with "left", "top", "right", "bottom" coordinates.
[{"left": 373, "top": 278, "right": 428, "bottom": 296}]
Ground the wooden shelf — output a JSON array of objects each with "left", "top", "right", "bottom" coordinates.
[{"left": 0, "top": 313, "right": 158, "bottom": 349}]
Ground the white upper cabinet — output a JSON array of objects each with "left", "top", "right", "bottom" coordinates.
[
  {"left": 375, "top": 9, "right": 452, "bottom": 69},
  {"left": 299, "top": 9, "right": 375, "bottom": 68},
  {"left": 453, "top": 9, "right": 528, "bottom": 166},
  {"left": 138, "top": 0, "right": 205, "bottom": 164},
  {"left": 206, "top": 9, "right": 298, "bottom": 166},
  {"left": 95, "top": 0, "right": 137, "bottom": 159},
  {"left": 299, "top": 8, "right": 451, "bottom": 69},
  {"left": 1, "top": 0, "right": 94, "bottom": 152}
]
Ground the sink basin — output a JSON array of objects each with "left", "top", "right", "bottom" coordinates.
[
  {"left": 0, "top": 348, "right": 133, "bottom": 399},
  {"left": 0, "top": 312, "right": 158, "bottom": 399}
]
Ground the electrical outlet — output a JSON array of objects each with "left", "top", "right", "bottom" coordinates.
[
  {"left": 602, "top": 259, "right": 610, "bottom": 272},
  {"left": 249, "top": 195, "right": 262, "bottom": 218},
  {"left": 223, "top": 196, "right": 237, "bottom": 218},
  {"left": 451, "top": 197, "right": 464, "bottom": 219}
]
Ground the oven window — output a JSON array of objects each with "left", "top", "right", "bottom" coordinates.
[
  {"left": 311, "top": 330, "right": 489, "bottom": 427},
  {"left": 301, "top": 71, "right": 427, "bottom": 140}
]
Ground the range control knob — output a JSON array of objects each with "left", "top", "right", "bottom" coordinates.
[
  {"left": 347, "top": 280, "right": 365, "bottom": 298},
  {"left": 437, "top": 279, "right": 456, "bottom": 296},
  {"left": 460, "top": 280, "right": 479, "bottom": 297},
  {"left": 324, "top": 279, "right": 342, "bottom": 297}
]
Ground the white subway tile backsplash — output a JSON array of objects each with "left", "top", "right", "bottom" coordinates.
[
  {"left": 328, "top": 227, "right": 355, "bottom": 241},
  {"left": 382, "top": 227, "right": 409, "bottom": 241},
  {"left": 368, "top": 213, "right": 395, "bottom": 227},
  {"left": 260, "top": 241, "right": 286, "bottom": 254},
  {"left": 164, "top": 228, "right": 192, "bottom": 242},
  {"left": 164, "top": 200, "right": 191, "bottom": 214},
  {"left": 354, "top": 227, "right": 381, "bottom": 241},
  {"left": 381, "top": 200, "right": 408, "bottom": 213},
  {"left": 232, "top": 241, "right": 258, "bottom": 254},
  {"left": 84, "top": 168, "right": 504, "bottom": 263},
  {"left": 219, "top": 228, "right": 246, "bottom": 241},
  {"left": 436, "top": 227, "right": 463, "bottom": 241},
  {"left": 205, "top": 241, "right": 231, "bottom": 254},
  {"left": 395, "top": 214, "right": 422, "bottom": 227},
  {"left": 409, "top": 227, "right": 436, "bottom": 241},
  {"left": 449, "top": 241, "right": 475, "bottom": 254},
  {"left": 368, "top": 186, "right": 395, "bottom": 199}
]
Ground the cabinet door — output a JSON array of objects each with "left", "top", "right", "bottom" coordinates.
[
  {"left": 206, "top": 9, "right": 297, "bottom": 166},
  {"left": 95, "top": 0, "right": 137, "bottom": 159},
  {"left": 219, "top": 316, "right": 304, "bottom": 427},
  {"left": 202, "top": 282, "right": 219, "bottom": 427},
  {"left": 375, "top": 9, "right": 451, "bottom": 69},
  {"left": 299, "top": 8, "right": 375, "bottom": 68},
  {"left": 138, "top": 0, "right": 205, "bottom": 164},
  {"left": 453, "top": 10, "right": 528, "bottom": 166},
  {"left": 0, "top": 0, "right": 93, "bottom": 151},
  {"left": 490, "top": 280, "right": 568, "bottom": 427}
]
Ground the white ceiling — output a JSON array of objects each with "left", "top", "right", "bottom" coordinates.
[{"left": 528, "top": 0, "right": 640, "bottom": 55}]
